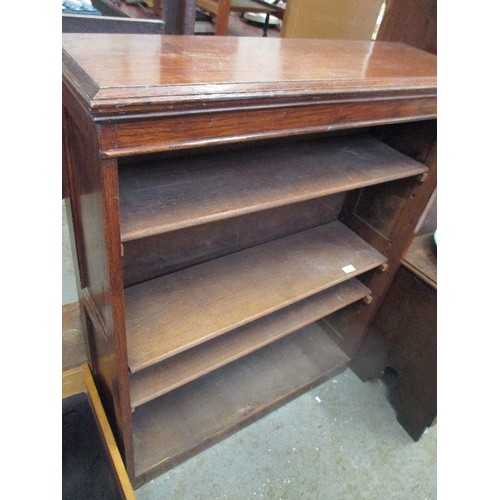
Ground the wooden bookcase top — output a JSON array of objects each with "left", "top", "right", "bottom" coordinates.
[{"left": 62, "top": 34, "right": 437, "bottom": 118}]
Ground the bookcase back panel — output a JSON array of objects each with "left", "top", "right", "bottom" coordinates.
[{"left": 122, "top": 194, "right": 345, "bottom": 287}]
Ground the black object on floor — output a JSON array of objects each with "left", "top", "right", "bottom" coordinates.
[{"left": 62, "top": 393, "right": 122, "bottom": 499}]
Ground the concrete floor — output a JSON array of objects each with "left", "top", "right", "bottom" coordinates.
[
  {"left": 135, "top": 371, "right": 436, "bottom": 500},
  {"left": 62, "top": 200, "right": 437, "bottom": 499}
]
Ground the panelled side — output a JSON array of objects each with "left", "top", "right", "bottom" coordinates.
[{"left": 62, "top": 83, "right": 135, "bottom": 476}]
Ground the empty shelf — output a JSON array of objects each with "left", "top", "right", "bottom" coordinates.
[
  {"left": 130, "top": 278, "right": 370, "bottom": 408},
  {"left": 125, "top": 220, "right": 386, "bottom": 372},
  {"left": 119, "top": 135, "right": 428, "bottom": 241},
  {"left": 132, "top": 322, "right": 349, "bottom": 481}
]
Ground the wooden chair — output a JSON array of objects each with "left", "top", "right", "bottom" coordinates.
[
  {"left": 281, "top": 0, "right": 384, "bottom": 39},
  {"left": 196, "top": 0, "right": 282, "bottom": 35}
]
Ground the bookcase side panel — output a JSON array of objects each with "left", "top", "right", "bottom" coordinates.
[{"left": 63, "top": 85, "right": 135, "bottom": 475}]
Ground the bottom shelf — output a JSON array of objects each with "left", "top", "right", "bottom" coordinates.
[{"left": 132, "top": 322, "right": 349, "bottom": 485}]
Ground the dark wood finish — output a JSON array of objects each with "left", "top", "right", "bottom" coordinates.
[
  {"left": 132, "top": 322, "right": 350, "bottom": 486},
  {"left": 348, "top": 130, "right": 437, "bottom": 439},
  {"left": 62, "top": 35, "right": 436, "bottom": 119},
  {"left": 125, "top": 221, "right": 386, "bottom": 371},
  {"left": 119, "top": 135, "right": 427, "bottom": 241},
  {"left": 385, "top": 268, "right": 436, "bottom": 440},
  {"left": 62, "top": 35, "right": 436, "bottom": 157},
  {"left": 402, "top": 233, "right": 436, "bottom": 288},
  {"left": 105, "top": 96, "right": 436, "bottom": 157},
  {"left": 377, "top": 0, "right": 437, "bottom": 54},
  {"left": 197, "top": 0, "right": 277, "bottom": 35},
  {"left": 161, "top": 0, "right": 197, "bottom": 33},
  {"left": 122, "top": 195, "right": 345, "bottom": 286},
  {"left": 130, "top": 279, "right": 370, "bottom": 407},
  {"left": 62, "top": 35, "right": 437, "bottom": 484},
  {"left": 351, "top": 265, "right": 436, "bottom": 440},
  {"left": 180, "top": 0, "right": 197, "bottom": 33},
  {"left": 323, "top": 121, "right": 437, "bottom": 357},
  {"left": 415, "top": 188, "right": 437, "bottom": 236},
  {"left": 62, "top": 84, "right": 135, "bottom": 475}
]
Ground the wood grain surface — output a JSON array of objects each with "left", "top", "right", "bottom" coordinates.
[
  {"left": 62, "top": 34, "right": 437, "bottom": 117},
  {"left": 129, "top": 278, "right": 369, "bottom": 407},
  {"left": 119, "top": 135, "right": 428, "bottom": 241},
  {"left": 402, "top": 233, "right": 437, "bottom": 288},
  {"left": 62, "top": 34, "right": 437, "bottom": 484},
  {"left": 125, "top": 221, "right": 386, "bottom": 372},
  {"left": 132, "top": 322, "right": 349, "bottom": 483},
  {"left": 122, "top": 194, "right": 345, "bottom": 287}
]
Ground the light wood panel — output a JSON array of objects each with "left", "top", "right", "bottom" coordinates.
[
  {"left": 119, "top": 135, "right": 427, "bottom": 241},
  {"left": 62, "top": 302, "right": 88, "bottom": 371},
  {"left": 132, "top": 322, "right": 349, "bottom": 484},
  {"left": 281, "top": 0, "right": 384, "bottom": 40},
  {"left": 130, "top": 278, "right": 369, "bottom": 407},
  {"left": 125, "top": 221, "right": 386, "bottom": 372}
]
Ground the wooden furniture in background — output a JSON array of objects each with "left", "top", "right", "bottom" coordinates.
[
  {"left": 347, "top": 0, "right": 437, "bottom": 441},
  {"left": 281, "top": 0, "right": 384, "bottom": 39},
  {"left": 280, "top": 0, "right": 437, "bottom": 54},
  {"left": 196, "top": 0, "right": 283, "bottom": 35},
  {"left": 159, "top": 0, "right": 197, "bottom": 33},
  {"left": 62, "top": 34, "right": 436, "bottom": 487},
  {"left": 350, "top": 189, "right": 437, "bottom": 440},
  {"left": 63, "top": 364, "right": 135, "bottom": 499},
  {"left": 377, "top": 0, "right": 437, "bottom": 54}
]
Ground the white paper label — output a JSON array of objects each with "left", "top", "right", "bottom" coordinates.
[{"left": 342, "top": 264, "right": 356, "bottom": 273}]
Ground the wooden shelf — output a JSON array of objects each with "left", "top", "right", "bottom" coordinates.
[
  {"left": 125, "top": 220, "right": 386, "bottom": 372},
  {"left": 402, "top": 233, "right": 437, "bottom": 288},
  {"left": 132, "top": 322, "right": 349, "bottom": 481},
  {"left": 119, "top": 136, "right": 428, "bottom": 242},
  {"left": 130, "top": 278, "right": 369, "bottom": 408},
  {"left": 63, "top": 35, "right": 437, "bottom": 486}
]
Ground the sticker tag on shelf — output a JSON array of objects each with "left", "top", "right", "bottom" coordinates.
[{"left": 342, "top": 264, "right": 356, "bottom": 274}]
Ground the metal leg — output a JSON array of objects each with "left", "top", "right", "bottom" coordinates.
[{"left": 262, "top": 13, "right": 270, "bottom": 36}]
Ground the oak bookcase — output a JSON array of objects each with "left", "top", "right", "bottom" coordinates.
[{"left": 62, "top": 34, "right": 437, "bottom": 487}]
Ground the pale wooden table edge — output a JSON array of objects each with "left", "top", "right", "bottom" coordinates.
[{"left": 63, "top": 364, "right": 136, "bottom": 499}]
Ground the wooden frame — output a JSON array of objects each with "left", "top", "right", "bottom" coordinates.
[
  {"left": 63, "top": 364, "right": 135, "bottom": 499},
  {"left": 62, "top": 34, "right": 436, "bottom": 487}
]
